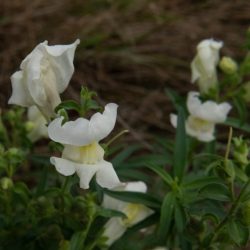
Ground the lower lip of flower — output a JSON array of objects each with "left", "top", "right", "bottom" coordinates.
[
  {"left": 187, "top": 116, "right": 213, "bottom": 132},
  {"left": 121, "top": 203, "right": 143, "bottom": 226},
  {"left": 62, "top": 141, "right": 105, "bottom": 165}
]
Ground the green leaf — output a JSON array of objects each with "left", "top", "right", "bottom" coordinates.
[
  {"left": 165, "top": 88, "right": 186, "bottom": 110},
  {"left": 13, "top": 182, "right": 30, "bottom": 204},
  {"left": 111, "top": 145, "right": 141, "bottom": 167},
  {"left": 103, "top": 189, "right": 161, "bottom": 209},
  {"left": 158, "top": 192, "right": 175, "bottom": 240},
  {"left": 233, "top": 96, "right": 247, "bottom": 123},
  {"left": 146, "top": 164, "right": 173, "bottom": 187},
  {"left": 173, "top": 107, "right": 187, "bottom": 181},
  {"left": 227, "top": 220, "right": 249, "bottom": 246},
  {"left": 116, "top": 168, "right": 150, "bottom": 182},
  {"left": 183, "top": 176, "right": 221, "bottom": 190},
  {"left": 174, "top": 201, "right": 187, "bottom": 232},
  {"left": 224, "top": 117, "right": 250, "bottom": 133},
  {"left": 70, "top": 231, "right": 85, "bottom": 250},
  {"left": 97, "top": 208, "right": 126, "bottom": 219},
  {"left": 55, "top": 100, "right": 80, "bottom": 113},
  {"left": 117, "top": 154, "right": 172, "bottom": 169},
  {"left": 199, "top": 183, "right": 231, "bottom": 201}
]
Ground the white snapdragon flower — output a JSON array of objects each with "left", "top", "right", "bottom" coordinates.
[
  {"left": 191, "top": 39, "right": 223, "bottom": 93},
  {"left": 48, "top": 103, "right": 120, "bottom": 189},
  {"left": 8, "top": 39, "right": 80, "bottom": 120},
  {"left": 27, "top": 106, "right": 48, "bottom": 142},
  {"left": 170, "top": 92, "right": 231, "bottom": 142},
  {"left": 102, "top": 181, "right": 154, "bottom": 246}
]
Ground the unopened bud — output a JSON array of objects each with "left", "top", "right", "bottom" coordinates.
[
  {"left": 8, "top": 148, "right": 21, "bottom": 158},
  {"left": 233, "top": 137, "right": 249, "bottom": 167},
  {"left": 25, "top": 121, "right": 35, "bottom": 133},
  {"left": 219, "top": 56, "right": 238, "bottom": 74},
  {"left": 0, "top": 177, "right": 13, "bottom": 190}
]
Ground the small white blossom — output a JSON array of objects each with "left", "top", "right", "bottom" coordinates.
[
  {"left": 9, "top": 39, "right": 80, "bottom": 119},
  {"left": 27, "top": 106, "right": 48, "bottom": 142},
  {"left": 48, "top": 103, "right": 120, "bottom": 189},
  {"left": 102, "top": 181, "right": 154, "bottom": 246},
  {"left": 170, "top": 92, "right": 231, "bottom": 142},
  {"left": 191, "top": 39, "right": 223, "bottom": 93}
]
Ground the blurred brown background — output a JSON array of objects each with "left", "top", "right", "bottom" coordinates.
[{"left": 1, "top": 0, "right": 250, "bottom": 143}]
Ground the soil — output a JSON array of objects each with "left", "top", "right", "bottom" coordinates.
[{"left": 1, "top": 0, "right": 250, "bottom": 144}]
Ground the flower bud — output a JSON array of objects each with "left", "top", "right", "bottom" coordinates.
[
  {"left": 219, "top": 56, "right": 238, "bottom": 74},
  {"left": 0, "top": 177, "right": 13, "bottom": 190},
  {"left": 233, "top": 137, "right": 249, "bottom": 167},
  {"left": 7, "top": 148, "right": 21, "bottom": 158},
  {"left": 25, "top": 121, "right": 35, "bottom": 133}
]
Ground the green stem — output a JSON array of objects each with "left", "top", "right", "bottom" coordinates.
[
  {"left": 82, "top": 214, "right": 95, "bottom": 248},
  {"left": 206, "top": 178, "right": 250, "bottom": 246},
  {"left": 36, "top": 164, "right": 48, "bottom": 195},
  {"left": 224, "top": 127, "right": 233, "bottom": 161},
  {"left": 105, "top": 130, "right": 129, "bottom": 147},
  {"left": 61, "top": 176, "right": 70, "bottom": 194}
]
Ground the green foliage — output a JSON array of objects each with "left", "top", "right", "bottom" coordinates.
[{"left": 2, "top": 28, "right": 250, "bottom": 250}]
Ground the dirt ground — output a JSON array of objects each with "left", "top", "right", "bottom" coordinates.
[{"left": 1, "top": 0, "right": 250, "bottom": 144}]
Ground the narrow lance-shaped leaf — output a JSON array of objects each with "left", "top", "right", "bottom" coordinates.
[
  {"left": 173, "top": 106, "right": 187, "bottom": 181},
  {"left": 158, "top": 192, "right": 175, "bottom": 241},
  {"left": 103, "top": 189, "right": 161, "bottom": 209},
  {"left": 146, "top": 164, "right": 173, "bottom": 187},
  {"left": 224, "top": 117, "right": 250, "bottom": 133}
]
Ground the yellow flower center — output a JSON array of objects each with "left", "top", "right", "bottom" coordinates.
[
  {"left": 62, "top": 142, "right": 104, "bottom": 165},
  {"left": 121, "top": 203, "right": 143, "bottom": 227},
  {"left": 187, "top": 116, "right": 213, "bottom": 133}
]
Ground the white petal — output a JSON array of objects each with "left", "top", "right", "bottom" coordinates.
[
  {"left": 48, "top": 103, "right": 118, "bottom": 146},
  {"left": 169, "top": 113, "right": 177, "bottom": 128},
  {"left": 43, "top": 39, "right": 80, "bottom": 93},
  {"left": 187, "top": 92, "right": 231, "bottom": 122},
  {"left": 123, "top": 181, "right": 147, "bottom": 193},
  {"left": 50, "top": 157, "right": 76, "bottom": 176},
  {"left": 103, "top": 218, "right": 126, "bottom": 246},
  {"left": 27, "top": 106, "right": 48, "bottom": 142},
  {"left": 186, "top": 120, "right": 215, "bottom": 142},
  {"left": 191, "top": 57, "right": 200, "bottom": 83},
  {"left": 75, "top": 164, "right": 100, "bottom": 189},
  {"left": 8, "top": 71, "right": 33, "bottom": 106},
  {"left": 96, "top": 160, "right": 120, "bottom": 189},
  {"left": 191, "top": 39, "right": 223, "bottom": 93},
  {"left": 102, "top": 181, "right": 147, "bottom": 211},
  {"left": 102, "top": 192, "right": 127, "bottom": 211},
  {"left": 88, "top": 103, "right": 118, "bottom": 143}
]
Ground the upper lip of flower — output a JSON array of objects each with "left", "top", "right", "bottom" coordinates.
[
  {"left": 8, "top": 39, "right": 80, "bottom": 119},
  {"left": 187, "top": 91, "right": 232, "bottom": 123},
  {"left": 48, "top": 103, "right": 118, "bottom": 146}
]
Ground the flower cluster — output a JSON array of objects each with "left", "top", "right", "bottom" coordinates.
[
  {"left": 171, "top": 38, "right": 232, "bottom": 142},
  {"left": 8, "top": 39, "right": 153, "bottom": 246}
]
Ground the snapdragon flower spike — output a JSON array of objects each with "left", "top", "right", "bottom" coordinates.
[
  {"left": 9, "top": 39, "right": 80, "bottom": 120},
  {"left": 191, "top": 39, "right": 223, "bottom": 94},
  {"left": 102, "top": 181, "right": 154, "bottom": 246},
  {"left": 170, "top": 92, "right": 231, "bottom": 142},
  {"left": 48, "top": 103, "right": 120, "bottom": 189},
  {"left": 27, "top": 106, "right": 48, "bottom": 142}
]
